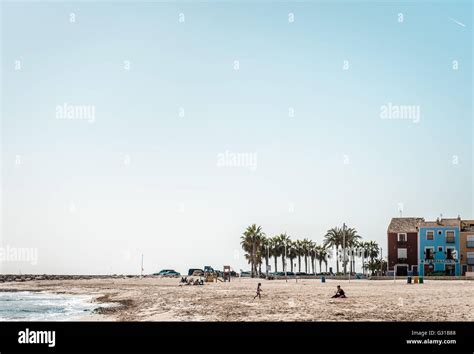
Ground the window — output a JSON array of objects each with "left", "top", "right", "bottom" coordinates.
[
  {"left": 438, "top": 246, "right": 443, "bottom": 252},
  {"left": 426, "top": 231, "right": 434, "bottom": 240},
  {"left": 438, "top": 230, "right": 443, "bottom": 235},
  {"left": 446, "top": 231, "right": 455, "bottom": 244},
  {"left": 397, "top": 248, "right": 407, "bottom": 259},
  {"left": 425, "top": 247, "right": 434, "bottom": 260},
  {"left": 468, "top": 252, "right": 474, "bottom": 265},
  {"left": 467, "top": 235, "right": 474, "bottom": 248},
  {"left": 397, "top": 233, "right": 407, "bottom": 242},
  {"left": 446, "top": 248, "right": 454, "bottom": 260}
]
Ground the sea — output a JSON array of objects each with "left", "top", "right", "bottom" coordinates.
[{"left": 0, "top": 291, "right": 100, "bottom": 321}]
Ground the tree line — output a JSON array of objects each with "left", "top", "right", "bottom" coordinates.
[{"left": 240, "top": 224, "right": 384, "bottom": 277}]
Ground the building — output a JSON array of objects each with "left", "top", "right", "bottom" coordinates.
[
  {"left": 387, "top": 218, "right": 424, "bottom": 276},
  {"left": 460, "top": 220, "right": 474, "bottom": 274},
  {"left": 418, "top": 218, "right": 461, "bottom": 276}
]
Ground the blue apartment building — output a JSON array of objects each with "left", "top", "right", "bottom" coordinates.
[{"left": 418, "top": 218, "right": 461, "bottom": 276}]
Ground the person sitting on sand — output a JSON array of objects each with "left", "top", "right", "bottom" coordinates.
[
  {"left": 331, "top": 285, "right": 346, "bottom": 298},
  {"left": 253, "top": 283, "right": 262, "bottom": 300}
]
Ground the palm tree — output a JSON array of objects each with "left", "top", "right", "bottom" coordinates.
[
  {"left": 323, "top": 248, "right": 331, "bottom": 272},
  {"left": 270, "top": 236, "right": 281, "bottom": 273},
  {"left": 366, "top": 241, "right": 380, "bottom": 262},
  {"left": 309, "top": 241, "right": 317, "bottom": 275},
  {"left": 278, "top": 233, "right": 291, "bottom": 273},
  {"left": 324, "top": 227, "right": 343, "bottom": 274},
  {"left": 260, "top": 236, "right": 270, "bottom": 277},
  {"left": 360, "top": 241, "right": 380, "bottom": 275},
  {"left": 256, "top": 247, "right": 263, "bottom": 276},
  {"left": 364, "top": 258, "right": 386, "bottom": 275},
  {"left": 343, "top": 228, "right": 361, "bottom": 274},
  {"left": 301, "top": 238, "right": 311, "bottom": 273},
  {"left": 241, "top": 236, "right": 253, "bottom": 274},
  {"left": 295, "top": 240, "right": 304, "bottom": 273},
  {"left": 240, "top": 224, "right": 264, "bottom": 278},
  {"left": 288, "top": 241, "right": 298, "bottom": 273},
  {"left": 314, "top": 244, "right": 325, "bottom": 273}
]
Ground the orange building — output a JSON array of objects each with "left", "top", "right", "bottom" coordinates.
[{"left": 460, "top": 220, "right": 474, "bottom": 274}]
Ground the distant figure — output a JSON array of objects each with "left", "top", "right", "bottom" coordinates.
[
  {"left": 253, "top": 283, "right": 262, "bottom": 300},
  {"left": 332, "top": 285, "right": 346, "bottom": 298}
]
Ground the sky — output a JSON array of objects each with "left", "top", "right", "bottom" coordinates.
[{"left": 0, "top": 0, "right": 472, "bottom": 275}]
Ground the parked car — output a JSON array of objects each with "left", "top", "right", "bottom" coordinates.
[
  {"left": 192, "top": 270, "right": 204, "bottom": 277},
  {"left": 296, "top": 272, "right": 307, "bottom": 276},
  {"left": 204, "top": 266, "right": 215, "bottom": 273},
  {"left": 274, "top": 272, "right": 295, "bottom": 276},
  {"left": 240, "top": 271, "right": 251, "bottom": 277},
  {"left": 162, "top": 270, "right": 181, "bottom": 277},
  {"left": 153, "top": 269, "right": 175, "bottom": 276}
]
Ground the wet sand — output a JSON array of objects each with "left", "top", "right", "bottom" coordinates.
[{"left": 1, "top": 277, "right": 473, "bottom": 321}]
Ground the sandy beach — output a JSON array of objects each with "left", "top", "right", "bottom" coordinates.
[{"left": 1, "top": 277, "right": 473, "bottom": 321}]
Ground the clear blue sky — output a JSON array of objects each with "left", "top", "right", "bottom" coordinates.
[{"left": 1, "top": 0, "right": 472, "bottom": 274}]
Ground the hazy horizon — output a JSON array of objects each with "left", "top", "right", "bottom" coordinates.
[{"left": 1, "top": 0, "right": 472, "bottom": 275}]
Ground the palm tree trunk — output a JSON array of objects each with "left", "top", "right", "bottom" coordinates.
[
  {"left": 290, "top": 258, "right": 294, "bottom": 272},
  {"left": 251, "top": 242, "right": 256, "bottom": 278},
  {"left": 298, "top": 256, "right": 301, "bottom": 272},
  {"left": 319, "top": 260, "right": 323, "bottom": 273},
  {"left": 335, "top": 246, "right": 340, "bottom": 274},
  {"left": 304, "top": 256, "right": 308, "bottom": 273},
  {"left": 281, "top": 255, "right": 285, "bottom": 273},
  {"left": 274, "top": 256, "right": 278, "bottom": 273},
  {"left": 325, "top": 261, "right": 328, "bottom": 272}
]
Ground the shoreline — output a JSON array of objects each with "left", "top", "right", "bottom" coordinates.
[
  {"left": 0, "top": 277, "right": 473, "bottom": 321},
  {"left": 0, "top": 289, "right": 116, "bottom": 321}
]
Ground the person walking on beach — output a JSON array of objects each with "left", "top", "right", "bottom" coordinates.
[
  {"left": 331, "top": 285, "right": 346, "bottom": 298},
  {"left": 253, "top": 283, "right": 262, "bottom": 300}
]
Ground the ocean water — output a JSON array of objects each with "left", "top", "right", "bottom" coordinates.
[{"left": 0, "top": 291, "right": 99, "bottom": 321}]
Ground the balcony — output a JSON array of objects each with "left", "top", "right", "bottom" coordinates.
[
  {"left": 397, "top": 258, "right": 408, "bottom": 263},
  {"left": 446, "top": 237, "right": 455, "bottom": 244},
  {"left": 468, "top": 258, "right": 474, "bottom": 265},
  {"left": 467, "top": 241, "right": 474, "bottom": 248}
]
